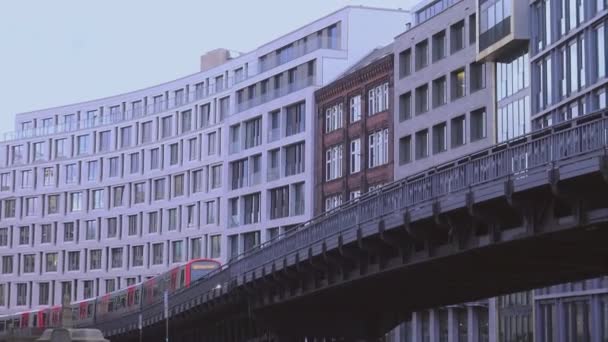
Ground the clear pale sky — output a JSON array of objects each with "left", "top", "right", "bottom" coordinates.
[{"left": 0, "top": 0, "right": 419, "bottom": 135}]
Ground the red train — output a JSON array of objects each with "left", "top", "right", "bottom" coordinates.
[{"left": 0, "top": 258, "right": 221, "bottom": 333}]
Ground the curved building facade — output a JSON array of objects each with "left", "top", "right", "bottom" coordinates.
[{"left": 0, "top": 6, "right": 411, "bottom": 313}]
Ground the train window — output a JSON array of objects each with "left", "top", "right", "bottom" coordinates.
[
  {"left": 32, "top": 314, "right": 37, "bottom": 327},
  {"left": 180, "top": 269, "right": 186, "bottom": 288}
]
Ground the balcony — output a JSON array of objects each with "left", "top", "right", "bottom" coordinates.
[
  {"left": 236, "top": 76, "right": 315, "bottom": 113},
  {"left": 258, "top": 37, "right": 339, "bottom": 73}
]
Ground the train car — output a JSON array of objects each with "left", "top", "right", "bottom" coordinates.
[
  {"left": 71, "top": 298, "right": 95, "bottom": 327},
  {"left": 95, "top": 283, "right": 143, "bottom": 321}
]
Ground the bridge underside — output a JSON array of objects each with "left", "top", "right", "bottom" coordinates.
[{"left": 106, "top": 153, "right": 608, "bottom": 342}]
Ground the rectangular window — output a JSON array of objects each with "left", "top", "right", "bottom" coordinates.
[
  {"left": 415, "top": 40, "right": 429, "bottom": 71},
  {"left": 70, "top": 192, "right": 82, "bottom": 211},
  {"left": 415, "top": 129, "right": 429, "bottom": 159},
  {"left": 207, "top": 132, "right": 217, "bottom": 155},
  {"left": 109, "top": 157, "right": 119, "bottom": 178},
  {"left": 68, "top": 251, "right": 80, "bottom": 271},
  {"left": 2, "top": 256, "right": 13, "bottom": 274},
  {"left": 399, "top": 92, "right": 411, "bottom": 122},
  {"left": 451, "top": 115, "right": 466, "bottom": 147},
  {"left": 174, "top": 174, "right": 184, "bottom": 197},
  {"left": 399, "top": 135, "right": 412, "bottom": 165},
  {"left": 286, "top": 101, "right": 305, "bottom": 136},
  {"left": 450, "top": 20, "right": 465, "bottom": 53},
  {"left": 211, "top": 165, "right": 222, "bottom": 189},
  {"left": 206, "top": 201, "right": 216, "bottom": 224},
  {"left": 99, "top": 131, "right": 111, "bottom": 152},
  {"left": 192, "top": 169, "right": 203, "bottom": 193},
  {"left": 141, "top": 121, "right": 153, "bottom": 143},
  {"left": 41, "top": 224, "right": 52, "bottom": 243},
  {"left": 270, "top": 186, "right": 290, "bottom": 219},
  {"left": 149, "top": 212, "right": 158, "bottom": 233},
  {"left": 368, "top": 129, "right": 389, "bottom": 168},
  {"left": 432, "top": 30, "right": 446, "bottom": 62},
  {"left": 451, "top": 69, "right": 466, "bottom": 100},
  {"left": 134, "top": 182, "right": 145, "bottom": 204},
  {"left": 368, "top": 83, "right": 389, "bottom": 115},
  {"left": 181, "top": 110, "right": 192, "bottom": 133},
  {"left": 64, "top": 222, "right": 75, "bottom": 242},
  {"left": 87, "top": 161, "right": 98, "bottom": 182},
  {"left": 92, "top": 189, "right": 104, "bottom": 209},
  {"left": 172, "top": 241, "right": 183, "bottom": 263},
  {"left": 325, "top": 145, "right": 343, "bottom": 181},
  {"left": 597, "top": 24, "right": 606, "bottom": 79},
  {"left": 90, "top": 249, "right": 101, "bottom": 270},
  {"left": 162, "top": 116, "right": 173, "bottom": 138},
  {"left": 45, "top": 253, "right": 57, "bottom": 272},
  {"left": 85, "top": 220, "right": 96, "bottom": 240},
  {"left": 33, "top": 142, "right": 44, "bottom": 161},
  {"left": 120, "top": 126, "right": 132, "bottom": 148},
  {"left": 132, "top": 245, "right": 144, "bottom": 267},
  {"left": 244, "top": 192, "right": 261, "bottom": 224},
  {"left": 169, "top": 143, "right": 179, "bottom": 165},
  {"left": 285, "top": 142, "right": 305, "bottom": 176},
  {"left": 432, "top": 122, "right": 447, "bottom": 154},
  {"left": 4, "top": 199, "right": 15, "bottom": 218},
  {"left": 325, "top": 103, "right": 343, "bottom": 132},
  {"left": 65, "top": 164, "right": 77, "bottom": 184},
  {"left": 399, "top": 48, "right": 412, "bottom": 78},
  {"left": 130, "top": 153, "right": 139, "bottom": 174},
  {"left": 188, "top": 138, "right": 197, "bottom": 161},
  {"left": 244, "top": 117, "right": 262, "bottom": 149},
  {"left": 350, "top": 139, "right": 361, "bottom": 174},
  {"left": 187, "top": 205, "right": 195, "bottom": 226},
  {"left": 128, "top": 215, "right": 138, "bottom": 236},
  {"left": 469, "top": 13, "right": 477, "bottom": 44},
  {"left": 415, "top": 84, "right": 429, "bottom": 115},
  {"left": 16, "top": 283, "right": 27, "bottom": 306},
  {"left": 111, "top": 248, "right": 123, "bottom": 268},
  {"left": 23, "top": 254, "right": 35, "bottom": 273},
  {"left": 154, "top": 178, "right": 165, "bottom": 200},
  {"left": 113, "top": 186, "right": 124, "bottom": 207},
  {"left": 152, "top": 243, "right": 163, "bottom": 265},
  {"left": 470, "top": 62, "right": 486, "bottom": 92},
  {"left": 432, "top": 76, "right": 447, "bottom": 108},
  {"left": 218, "top": 96, "right": 230, "bottom": 119},
  {"left": 168, "top": 208, "right": 177, "bottom": 231},
  {"left": 210, "top": 235, "right": 221, "bottom": 259},
  {"left": 107, "top": 218, "right": 117, "bottom": 238},
  {"left": 25, "top": 197, "right": 36, "bottom": 216},
  {"left": 0, "top": 173, "right": 10, "bottom": 191},
  {"left": 55, "top": 139, "right": 66, "bottom": 158},
  {"left": 350, "top": 95, "right": 361, "bottom": 123},
  {"left": 325, "top": 194, "right": 342, "bottom": 211},
  {"left": 470, "top": 108, "right": 487, "bottom": 141},
  {"left": 12, "top": 145, "right": 24, "bottom": 164},
  {"left": 150, "top": 148, "right": 160, "bottom": 169},
  {"left": 0, "top": 228, "right": 7, "bottom": 246}
]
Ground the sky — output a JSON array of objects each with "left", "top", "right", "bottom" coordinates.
[{"left": 0, "top": 0, "right": 419, "bottom": 135}]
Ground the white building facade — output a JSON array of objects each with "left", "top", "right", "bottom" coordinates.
[{"left": 0, "top": 6, "right": 411, "bottom": 313}]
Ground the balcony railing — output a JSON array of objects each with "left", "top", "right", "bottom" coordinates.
[
  {"left": 258, "top": 37, "right": 339, "bottom": 73},
  {"left": 236, "top": 76, "right": 315, "bottom": 113}
]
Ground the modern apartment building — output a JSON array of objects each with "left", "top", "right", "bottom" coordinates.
[
  {"left": 393, "top": 0, "right": 495, "bottom": 181},
  {"left": 0, "top": 6, "right": 411, "bottom": 313},
  {"left": 314, "top": 45, "right": 394, "bottom": 214}
]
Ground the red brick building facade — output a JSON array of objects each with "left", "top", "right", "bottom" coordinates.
[{"left": 314, "top": 46, "right": 394, "bottom": 214}]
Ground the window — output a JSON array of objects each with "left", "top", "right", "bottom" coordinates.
[
  {"left": 16, "top": 284, "right": 27, "bottom": 306},
  {"left": 211, "top": 165, "right": 222, "bottom": 189},
  {"left": 368, "top": 129, "right": 389, "bottom": 168},
  {"left": 207, "top": 132, "right": 217, "bottom": 155},
  {"left": 229, "top": 198, "right": 239, "bottom": 227},
  {"left": 45, "top": 253, "right": 57, "bottom": 272},
  {"left": 286, "top": 101, "right": 305, "bottom": 136},
  {"left": 132, "top": 245, "right": 144, "bottom": 267},
  {"left": 0, "top": 173, "right": 10, "bottom": 191},
  {"left": 471, "top": 108, "right": 487, "bottom": 141},
  {"left": 399, "top": 48, "right": 411, "bottom": 78},
  {"left": 68, "top": 251, "right": 80, "bottom": 271},
  {"left": 111, "top": 248, "right": 123, "bottom": 268},
  {"left": 350, "top": 95, "right": 361, "bottom": 123},
  {"left": 174, "top": 174, "right": 184, "bottom": 197},
  {"left": 218, "top": 96, "right": 230, "bottom": 119},
  {"left": 325, "top": 103, "right": 343, "bottom": 133},
  {"left": 399, "top": 136, "right": 412, "bottom": 165},
  {"left": 154, "top": 178, "right": 165, "bottom": 200},
  {"left": 12, "top": 145, "right": 24, "bottom": 164},
  {"left": 268, "top": 110, "right": 280, "bottom": 141},
  {"left": 112, "top": 186, "right": 123, "bottom": 207},
  {"left": 107, "top": 218, "right": 117, "bottom": 238},
  {"left": 285, "top": 142, "right": 305, "bottom": 176},
  {"left": 149, "top": 212, "right": 158, "bottom": 233},
  {"left": 64, "top": 222, "right": 75, "bottom": 242},
  {"left": 210, "top": 235, "right": 221, "bottom": 258},
  {"left": 0, "top": 284, "right": 4, "bottom": 306},
  {"left": 325, "top": 194, "right": 342, "bottom": 211},
  {"left": 150, "top": 148, "right": 160, "bottom": 169},
  {"left": 0, "top": 228, "right": 7, "bottom": 246},
  {"left": 90, "top": 249, "right": 102, "bottom": 270},
  {"left": 325, "top": 145, "right": 343, "bottom": 181},
  {"left": 191, "top": 238, "right": 202, "bottom": 259},
  {"left": 21, "top": 170, "right": 32, "bottom": 189},
  {"left": 450, "top": 20, "right": 465, "bottom": 53},
  {"left": 270, "top": 186, "right": 289, "bottom": 219},
  {"left": 597, "top": 24, "right": 606, "bottom": 79},
  {"left": 415, "top": 40, "right": 429, "bottom": 70},
  {"left": 162, "top": 116, "right": 173, "bottom": 138},
  {"left": 399, "top": 92, "right": 411, "bottom": 121},
  {"left": 152, "top": 243, "right": 163, "bottom": 265},
  {"left": 192, "top": 169, "right": 203, "bottom": 193},
  {"left": 4, "top": 199, "right": 15, "bottom": 218},
  {"left": 350, "top": 139, "right": 361, "bottom": 174},
  {"left": 99, "top": 131, "right": 111, "bottom": 152},
  {"left": 23, "top": 254, "right": 35, "bottom": 273},
  {"left": 368, "top": 83, "right": 389, "bottom": 115},
  {"left": 33, "top": 142, "right": 44, "bottom": 161},
  {"left": 19, "top": 226, "right": 30, "bottom": 245},
  {"left": 2, "top": 256, "right": 13, "bottom": 274},
  {"left": 134, "top": 182, "right": 145, "bottom": 204},
  {"left": 77, "top": 135, "right": 89, "bottom": 155},
  {"left": 469, "top": 13, "right": 477, "bottom": 44},
  {"left": 168, "top": 208, "right": 177, "bottom": 231},
  {"left": 415, "top": 84, "right": 429, "bottom": 115},
  {"left": 432, "top": 122, "right": 448, "bottom": 154},
  {"left": 188, "top": 138, "right": 197, "bottom": 161},
  {"left": 61, "top": 282, "right": 71, "bottom": 302},
  {"left": 41, "top": 224, "right": 52, "bottom": 243},
  {"left": 432, "top": 30, "right": 446, "bottom": 62},
  {"left": 231, "top": 159, "right": 247, "bottom": 190},
  {"left": 244, "top": 193, "right": 261, "bottom": 224},
  {"left": 92, "top": 189, "right": 104, "bottom": 209},
  {"left": 77, "top": 281, "right": 92, "bottom": 300},
  {"left": 85, "top": 220, "right": 96, "bottom": 240},
  {"left": 432, "top": 76, "right": 447, "bottom": 108},
  {"left": 415, "top": 129, "right": 429, "bottom": 159},
  {"left": 25, "top": 197, "right": 36, "bottom": 216},
  {"left": 181, "top": 110, "right": 192, "bottom": 133},
  {"left": 451, "top": 69, "right": 466, "bottom": 100},
  {"left": 130, "top": 153, "right": 139, "bottom": 174},
  {"left": 87, "top": 161, "right": 98, "bottom": 181},
  {"left": 470, "top": 62, "right": 486, "bottom": 92},
  {"left": 187, "top": 205, "right": 195, "bottom": 226},
  {"left": 109, "top": 157, "right": 119, "bottom": 177},
  {"left": 153, "top": 95, "right": 164, "bottom": 113},
  {"left": 244, "top": 117, "right": 262, "bottom": 149},
  {"left": 451, "top": 115, "right": 466, "bottom": 147},
  {"left": 141, "top": 121, "right": 153, "bottom": 143},
  {"left": 172, "top": 241, "right": 183, "bottom": 263},
  {"left": 55, "top": 139, "right": 66, "bottom": 158},
  {"left": 206, "top": 201, "right": 216, "bottom": 224},
  {"left": 169, "top": 143, "right": 179, "bottom": 165},
  {"left": 128, "top": 215, "right": 138, "bottom": 235}
]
